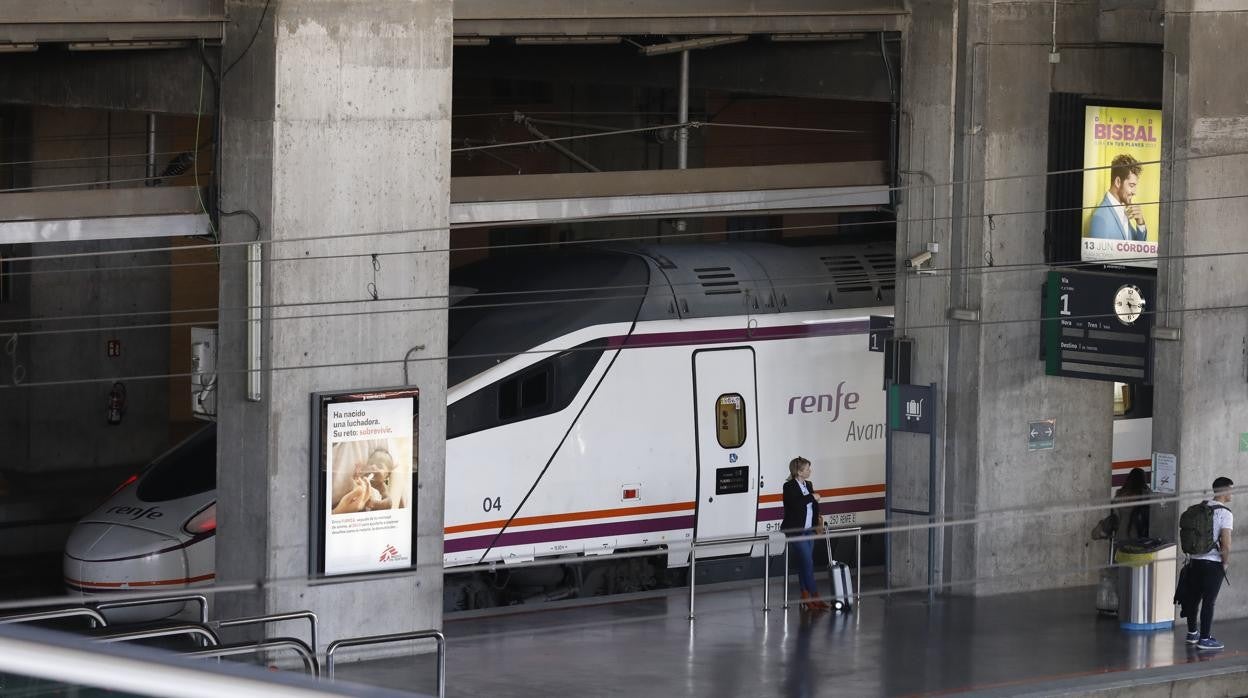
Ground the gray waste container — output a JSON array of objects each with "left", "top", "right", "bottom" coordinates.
[{"left": 1115, "top": 540, "right": 1177, "bottom": 631}]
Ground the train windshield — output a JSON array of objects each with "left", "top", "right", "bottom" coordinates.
[
  {"left": 448, "top": 251, "right": 649, "bottom": 387},
  {"left": 136, "top": 425, "right": 217, "bottom": 503}
]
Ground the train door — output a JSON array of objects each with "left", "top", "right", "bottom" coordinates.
[{"left": 692, "top": 348, "right": 761, "bottom": 557}]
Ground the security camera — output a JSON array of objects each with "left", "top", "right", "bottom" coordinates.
[{"left": 907, "top": 251, "right": 932, "bottom": 269}]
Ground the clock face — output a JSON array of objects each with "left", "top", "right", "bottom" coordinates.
[{"left": 1113, "top": 284, "right": 1145, "bottom": 325}]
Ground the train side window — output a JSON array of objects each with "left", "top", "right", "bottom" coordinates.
[
  {"left": 521, "top": 370, "right": 550, "bottom": 411},
  {"left": 448, "top": 339, "right": 607, "bottom": 439},
  {"left": 498, "top": 366, "right": 551, "bottom": 420},
  {"left": 715, "top": 393, "right": 747, "bottom": 449}
]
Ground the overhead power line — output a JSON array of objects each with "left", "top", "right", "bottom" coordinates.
[
  {"left": 2, "top": 298, "right": 1246, "bottom": 390},
  {"left": 2, "top": 141, "right": 1247, "bottom": 267}
]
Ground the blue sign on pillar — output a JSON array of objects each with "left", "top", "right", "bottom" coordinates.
[{"left": 888, "top": 383, "right": 933, "bottom": 434}]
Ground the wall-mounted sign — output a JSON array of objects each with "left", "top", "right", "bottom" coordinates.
[
  {"left": 311, "top": 387, "right": 418, "bottom": 577},
  {"left": 868, "top": 315, "right": 894, "bottom": 353},
  {"left": 1041, "top": 270, "right": 1154, "bottom": 383},
  {"left": 1080, "top": 105, "right": 1162, "bottom": 268},
  {"left": 887, "top": 383, "right": 932, "bottom": 434},
  {"left": 1028, "top": 419, "right": 1056, "bottom": 450},
  {"left": 1152, "top": 452, "right": 1176, "bottom": 494}
]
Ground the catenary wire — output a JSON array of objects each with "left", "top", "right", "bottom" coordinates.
[
  {"left": 0, "top": 149, "right": 205, "bottom": 169},
  {"left": 2, "top": 143, "right": 1244, "bottom": 265},
  {"left": 1, "top": 171, "right": 214, "bottom": 193},
  {"left": 0, "top": 181, "right": 1240, "bottom": 314},
  {"left": 0, "top": 222, "right": 1233, "bottom": 331},
  {"left": 0, "top": 298, "right": 1242, "bottom": 390}
]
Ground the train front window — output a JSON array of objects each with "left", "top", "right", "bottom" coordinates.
[
  {"left": 715, "top": 394, "right": 747, "bottom": 449},
  {"left": 136, "top": 426, "right": 217, "bottom": 502}
]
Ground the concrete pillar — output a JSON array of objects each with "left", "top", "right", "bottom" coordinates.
[
  {"left": 892, "top": 0, "right": 959, "bottom": 592},
  {"left": 897, "top": 0, "right": 1163, "bottom": 595},
  {"left": 1156, "top": 0, "right": 1248, "bottom": 618},
  {"left": 217, "top": 0, "right": 451, "bottom": 650}
]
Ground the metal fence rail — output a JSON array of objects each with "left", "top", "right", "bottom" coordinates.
[
  {"left": 183, "top": 637, "right": 319, "bottom": 677},
  {"left": 95, "top": 594, "right": 209, "bottom": 625},
  {"left": 687, "top": 533, "right": 772, "bottom": 620},
  {"left": 213, "top": 610, "right": 319, "bottom": 659},
  {"left": 0, "top": 607, "right": 108, "bottom": 629},
  {"left": 94, "top": 623, "right": 220, "bottom": 647},
  {"left": 325, "top": 629, "right": 446, "bottom": 698}
]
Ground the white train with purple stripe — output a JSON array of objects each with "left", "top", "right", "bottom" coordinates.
[
  {"left": 443, "top": 243, "right": 892, "bottom": 570},
  {"left": 65, "top": 242, "right": 896, "bottom": 615}
]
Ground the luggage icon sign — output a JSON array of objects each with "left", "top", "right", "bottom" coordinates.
[{"left": 904, "top": 398, "right": 924, "bottom": 422}]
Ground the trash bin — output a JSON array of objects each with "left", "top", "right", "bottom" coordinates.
[{"left": 1115, "top": 539, "right": 1177, "bottom": 631}]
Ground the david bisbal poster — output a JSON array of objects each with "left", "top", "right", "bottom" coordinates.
[
  {"left": 320, "top": 388, "right": 418, "bottom": 576},
  {"left": 1080, "top": 105, "right": 1163, "bottom": 267}
]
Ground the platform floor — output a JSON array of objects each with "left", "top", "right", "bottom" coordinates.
[{"left": 337, "top": 578, "right": 1248, "bottom": 697}]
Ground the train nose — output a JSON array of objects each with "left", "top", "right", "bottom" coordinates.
[{"left": 63, "top": 523, "right": 190, "bottom": 623}]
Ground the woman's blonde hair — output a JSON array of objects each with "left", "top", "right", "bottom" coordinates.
[{"left": 787, "top": 456, "right": 811, "bottom": 481}]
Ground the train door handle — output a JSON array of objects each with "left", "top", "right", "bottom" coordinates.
[{"left": 708, "top": 497, "right": 714, "bottom": 503}]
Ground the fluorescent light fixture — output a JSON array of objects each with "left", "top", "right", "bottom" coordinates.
[
  {"left": 0, "top": 43, "right": 37, "bottom": 54},
  {"left": 639, "top": 35, "right": 748, "bottom": 56},
  {"left": 454, "top": 37, "right": 490, "bottom": 46},
  {"left": 68, "top": 40, "right": 188, "bottom": 52},
  {"left": 947, "top": 308, "right": 980, "bottom": 322},
  {"left": 769, "top": 33, "right": 865, "bottom": 42},
  {"left": 801, "top": 316, "right": 872, "bottom": 325},
  {"left": 514, "top": 36, "right": 622, "bottom": 46},
  {"left": 1152, "top": 326, "right": 1180, "bottom": 341}
]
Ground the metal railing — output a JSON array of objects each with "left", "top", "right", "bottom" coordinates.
[
  {"left": 183, "top": 637, "right": 319, "bottom": 676},
  {"left": 212, "top": 610, "right": 318, "bottom": 659},
  {"left": 0, "top": 607, "right": 108, "bottom": 629},
  {"left": 325, "top": 629, "right": 446, "bottom": 698},
  {"left": 687, "top": 533, "right": 772, "bottom": 620},
  {"left": 94, "top": 623, "right": 220, "bottom": 647},
  {"left": 782, "top": 525, "right": 863, "bottom": 610},
  {"left": 95, "top": 594, "right": 209, "bottom": 625}
]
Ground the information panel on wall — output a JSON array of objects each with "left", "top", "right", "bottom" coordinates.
[
  {"left": 1080, "top": 105, "right": 1163, "bottom": 268},
  {"left": 1041, "top": 270, "right": 1154, "bottom": 384},
  {"left": 312, "top": 387, "right": 419, "bottom": 577}
]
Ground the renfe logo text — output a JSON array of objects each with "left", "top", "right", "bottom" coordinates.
[
  {"left": 107, "top": 505, "right": 163, "bottom": 521},
  {"left": 787, "top": 381, "right": 860, "bottom": 422}
]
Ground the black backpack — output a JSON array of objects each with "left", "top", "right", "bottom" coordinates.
[{"left": 1179, "top": 502, "right": 1228, "bottom": 555}]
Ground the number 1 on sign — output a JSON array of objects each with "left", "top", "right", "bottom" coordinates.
[{"left": 1059, "top": 293, "right": 1071, "bottom": 316}]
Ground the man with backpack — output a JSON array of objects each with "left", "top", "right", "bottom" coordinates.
[{"left": 1178, "top": 477, "right": 1235, "bottom": 650}]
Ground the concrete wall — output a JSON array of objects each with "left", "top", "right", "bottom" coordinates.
[
  {"left": 1155, "top": 1, "right": 1248, "bottom": 620},
  {"left": 0, "top": 107, "right": 178, "bottom": 475},
  {"left": 896, "top": 0, "right": 1164, "bottom": 595},
  {"left": 217, "top": 0, "right": 451, "bottom": 651}
]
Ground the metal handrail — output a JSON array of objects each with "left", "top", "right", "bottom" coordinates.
[
  {"left": 95, "top": 594, "right": 209, "bottom": 625},
  {"left": 325, "top": 629, "right": 446, "bottom": 698},
  {"left": 0, "top": 607, "right": 108, "bottom": 629},
  {"left": 782, "top": 525, "right": 863, "bottom": 610},
  {"left": 95, "top": 623, "right": 220, "bottom": 647},
  {"left": 183, "top": 636, "right": 319, "bottom": 677},
  {"left": 213, "top": 611, "right": 318, "bottom": 658},
  {"left": 687, "top": 533, "right": 772, "bottom": 620}
]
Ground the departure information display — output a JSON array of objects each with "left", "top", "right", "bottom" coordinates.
[{"left": 1042, "top": 270, "right": 1154, "bottom": 383}]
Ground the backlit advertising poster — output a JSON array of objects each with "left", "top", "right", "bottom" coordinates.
[
  {"left": 314, "top": 387, "right": 418, "bottom": 576},
  {"left": 1080, "top": 105, "right": 1162, "bottom": 267}
]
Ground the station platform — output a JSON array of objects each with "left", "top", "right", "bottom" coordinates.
[{"left": 338, "top": 577, "right": 1248, "bottom": 697}]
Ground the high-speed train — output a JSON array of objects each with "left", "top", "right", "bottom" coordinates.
[{"left": 64, "top": 242, "right": 1152, "bottom": 615}]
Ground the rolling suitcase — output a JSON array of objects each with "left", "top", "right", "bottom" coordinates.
[{"left": 824, "top": 536, "right": 855, "bottom": 612}]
